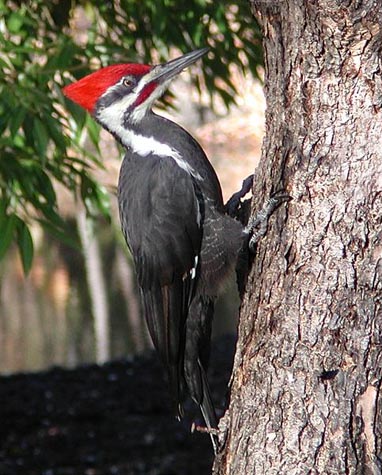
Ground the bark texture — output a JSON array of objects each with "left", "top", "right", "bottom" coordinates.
[{"left": 215, "top": 1, "right": 382, "bottom": 474}]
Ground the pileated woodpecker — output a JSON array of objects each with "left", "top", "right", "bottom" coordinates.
[{"left": 63, "top": 48, "right": 287, "bottom": 452}]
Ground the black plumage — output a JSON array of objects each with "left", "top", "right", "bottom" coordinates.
[
  {"left": 63, "top": 49, "right": 247, "bottom": 452},
  {"left": 118, "top": 113, "right": 244, "bottom": 436}
]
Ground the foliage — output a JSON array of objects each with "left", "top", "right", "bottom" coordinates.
[{"left": 0, "top": 0, "right": 262, "bottom": 273}]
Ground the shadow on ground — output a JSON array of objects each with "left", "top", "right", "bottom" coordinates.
[{"left": 0, "top": 335, "right": 236, "bottom": 475}]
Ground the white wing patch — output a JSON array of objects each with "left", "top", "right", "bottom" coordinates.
[{"left": 190, "top": 255, "right": 199, "bottom": 280}]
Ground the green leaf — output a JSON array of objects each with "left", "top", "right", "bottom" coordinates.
[
  {"left": 37, "top": 170, "right": 57, "bottom": 205},
  {"left": 7, "top": 12, "right": 23, "bottom": 34},
  {"left": 16, "top": 220, "right": 34, "bottom": 274},
  {"left": 64, "top": 99, "right": 87, "bottom": 131},
  {"left": 33, "top": 118, "right": 49, "bottom": 159},
  {"left": 93, "top": 183, "right": 111, "bottom": 219},
  {"left": 38, "top": 218, "right": 80, "bottom": 250},
  {"left": 0, "top": 0, "right": 263, "bottom": 267},
  {"left": 45, "top": 115, "right": 67, "bottom": 151},
  {"left": 85, "top": 115, "right": 101, "bottom": 152},
  {"left": 9, "top": 107, "right": 26, "bottom": 138},
  {"left": 0, "top": 213, "right": 17, "bottom": 261}
]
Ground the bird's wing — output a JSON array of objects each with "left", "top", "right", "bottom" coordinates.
[{"left": 118, "top": 155, "right": 202, "bottom": 413}]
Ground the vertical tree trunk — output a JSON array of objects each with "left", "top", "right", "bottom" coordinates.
[
  {"left": 114, "top": 246, "right": 151, "bottom": 353},
  {"left": 77, "top": 204, "right": 111, "bottom": 363},
  {"left": 215, "top": 2, "right": 382, "bottom": 473}
]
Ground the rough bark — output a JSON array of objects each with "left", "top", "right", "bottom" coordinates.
[{"left": 215, "top": 1, "right": 382, "bottom": 474}]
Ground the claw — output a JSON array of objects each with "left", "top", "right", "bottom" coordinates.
[
  {"left": 245, "top": 192, "right": 291, "bottom": 252},
  {"left": 191, "top": 422, "right": 220, "bottom": 454},
  {"left": 225, "top": 174, "right": 254, "bottom": 218}
]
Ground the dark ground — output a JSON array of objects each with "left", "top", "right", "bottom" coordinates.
[{"left": 0, "top": 335, "right": 235, "bottom": 475}]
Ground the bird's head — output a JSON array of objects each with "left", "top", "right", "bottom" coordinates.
[{"left": 63, "top": 48, "right": 209, "bottom": 134}]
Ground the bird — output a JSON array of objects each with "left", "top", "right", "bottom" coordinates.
[{"left": 63, "top": 48, "right": 288, "bottom": 452}]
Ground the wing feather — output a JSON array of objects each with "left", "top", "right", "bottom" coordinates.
[{"left": 118, "top": 153, "right": 202, "bottom": 413}]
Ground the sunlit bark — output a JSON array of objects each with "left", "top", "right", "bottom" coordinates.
[{"left": 215, "top": 2, "right": 382, "bottom": 473}]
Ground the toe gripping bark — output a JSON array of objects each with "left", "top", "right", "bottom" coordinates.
[
  {"left": 225, "top": 179, "right": 290, "bottom": 298},
  {"left": 245, "top": 191, "right": 291, "bottom": 252}
]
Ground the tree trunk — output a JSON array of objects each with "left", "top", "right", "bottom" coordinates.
[
  {"left": 114, "top": 246, "right": 151, "bottom": 353},
  {"left": 214, "top": 2, "right": 382, "bottom": 474},
  {"left": 77, "top": 204, "right": 111, "bottom": 363}
]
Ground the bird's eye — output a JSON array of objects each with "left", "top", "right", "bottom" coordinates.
[{"left": 123, "top": 78, "right": 133, "bottom": 88}]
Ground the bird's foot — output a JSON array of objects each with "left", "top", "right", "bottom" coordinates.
[
  {"left": 225, "top": 174, "right": 254, "bottom": 219},
  {"left": 191, "top": 422, "right": 219, "bottom": 436},
  {"left": 245, "top": 191, "right": 291, "bottom": 252},
  {"left": 191, "top": 422, "right": 220, "bottom": 454}
]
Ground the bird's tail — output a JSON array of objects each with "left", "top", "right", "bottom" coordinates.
[
  {"left": 198, "top": 358, "right": 219, "bottom": 453},
  {"left": 168, "top": 352, "right": 219, "bottom": 454},
  {"left": 168, "top": 362, "right": 185, "bottom": 420}
]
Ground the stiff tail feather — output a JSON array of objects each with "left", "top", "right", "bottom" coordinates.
[
  {"left": 198, "top": 358, "right": 219, "bottom": 453},
  {"left": 167, "top": 362, "right": 185, "bottom": 420}
]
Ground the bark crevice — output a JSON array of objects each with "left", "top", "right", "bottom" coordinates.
[{"left": 214, "top": 2, "right": 382, "bottom": 473}]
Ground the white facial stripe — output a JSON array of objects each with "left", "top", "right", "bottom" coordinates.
[
  {"left": 135, "top": 69, "right": 157, "bottom": 93},
  {"left": 130, "top": 81, "right": 169, "bottom": 124},
  {"left": 96, "top": 91, "right": 136, "bottom": 133},
  {"left": 98, "top": 73, "right": 170, "bottom": 125},
  {"left": 96, "top": 76, "right": 202, "bottom": 180},
  {"left": 104, "top": 77, "right": 139, "bottom": 104}
]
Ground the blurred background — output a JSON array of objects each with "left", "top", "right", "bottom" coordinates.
[{"left": 0, "top": 0, "right": 264, "bottom": 374}]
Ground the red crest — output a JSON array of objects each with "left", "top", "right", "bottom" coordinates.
[{"left": 63, "top": 63, "right": 151, "bottom": 113}]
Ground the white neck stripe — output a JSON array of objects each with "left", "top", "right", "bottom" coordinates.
[
  {"left": 96, "top": 95, "right": 202, "bottom": 180},
  {"left": 127, "top": 130, "right": 202, "bottom": 180},
  {"left": 113, "top": 125, "right": 201, "bottom": 179}
]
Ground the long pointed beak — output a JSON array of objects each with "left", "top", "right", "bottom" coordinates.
[{"left": 151, "top": 48, "right": 209, "bottom": 83}]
